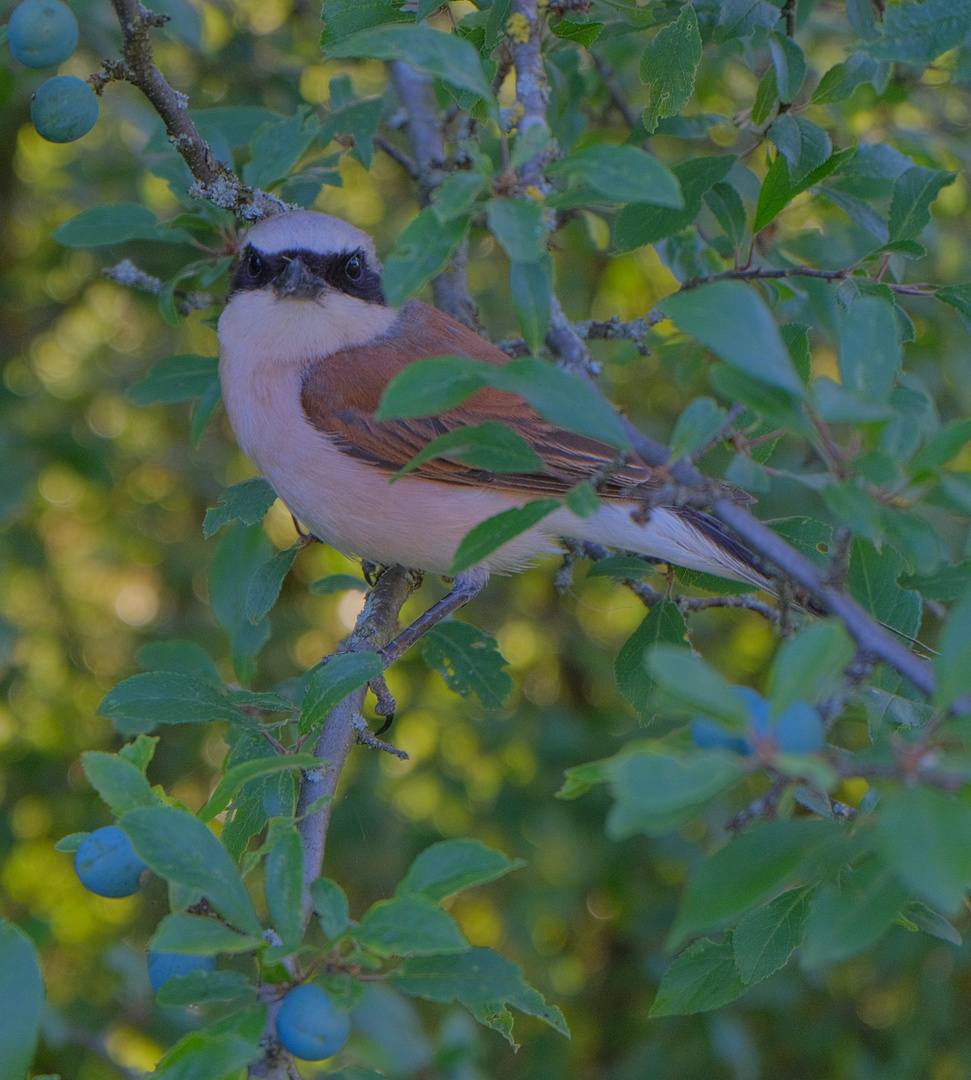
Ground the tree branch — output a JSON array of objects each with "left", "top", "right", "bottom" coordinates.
[
  {"left": 294, "top": 566, "right": 419, "bottom": 924},
  {"left": 391, "top": 60, "right": 477, "bottom": 327},
  {"left": 105, "top": 0, "right": 288, "bottom": 220}
]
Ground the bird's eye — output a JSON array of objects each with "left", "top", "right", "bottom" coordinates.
[
  {"left": 247, "top": 250, "right": 264, "bottom": 278},
  {"left": 345, "top": 255, "right": 362, "bottom": 282}
]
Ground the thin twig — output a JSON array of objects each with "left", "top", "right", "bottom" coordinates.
[{"left": 106, "top": 0, "right": 289, "bottom": 220}]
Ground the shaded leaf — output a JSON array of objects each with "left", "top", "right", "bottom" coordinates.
[
  {"left": 650, "top": 937, "right": 747, "bottom": 1017},
  {"left": 203, "top": 478, "right": 277, "bottom": 539},
  {"left": 733, "top": 886, "right": 814, "bottom": 984},
  {"left": 615, "top": 601, "right": 689, "bottom": 715},
  {"left": 299, "top": 652, "right": 385, "bottom": 735},
  {"left": 421, "top": 622, "right": 512, "bottom": 706},
  {"left": 397, "top": 838, "right": 524, "bottom": 902},
  {"left": 354, "top": 895, "right": 468, "bottom": 957},
  {"left": 640, "top": 5, "right": 702, "bottom": 134},
  {"left": 450, "top": 499, "right": 560, "bottom": 575},
  {"left": 659, "top": 281, "right": 804, "bottom": 396}
]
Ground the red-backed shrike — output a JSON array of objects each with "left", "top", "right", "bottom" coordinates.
[{"left": 217, "top": 210, "right": 768, "bottom": 660}]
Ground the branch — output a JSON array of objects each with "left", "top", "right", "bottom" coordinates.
[
  {"left": 391, "top": 60, "right": 477, "bottom": 327},
  {"left": 679, "top": 264, "right": 936, "bottom": 296},
  {"left": 294, "top": 566, "right": 419, "bottom": 924},
  {"left": 105, "top": 0, "right": 288, "bottom": 219}
]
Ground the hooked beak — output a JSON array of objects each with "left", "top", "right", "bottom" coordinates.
[{"left": 275, "top": 256, "right": 327, "bottom": 301}]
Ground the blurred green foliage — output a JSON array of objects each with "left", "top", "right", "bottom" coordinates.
[{"left": 3, "top": 0, "right": 971, "bottom": 1077}]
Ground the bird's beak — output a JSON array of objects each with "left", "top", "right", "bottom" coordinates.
[{"left": 275, "top": 256, "right": 327, "bottom": 301}]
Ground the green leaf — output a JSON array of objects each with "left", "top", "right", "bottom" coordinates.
[
  {"left": 81, "top": 750, "right": 159, "bottom": 816},
  {"left": 118, "top": 733, "right": 161, "bottom": 772},
  {"left": 310, "top": 878, "right": 350, "bottom": 940},
  {"left": 604, "top": 745, "right": 747, "bottom": 839},
  {"left": 324, "top": 25, "right": 494, "bottom": 102},
  {"left": 669, "top": 820, "right": 837, "bottom": 950},
  {"left": 128, "top": 354, "right": 219, "bottom": 405},
  {"left": 586, "top": 555, "right": 657, "bottom": 580},
  {"left": 911, "top": 418, "right": 971, "bottom": 474},
  {"left": 821, "top": 480, "right": 884, "bottom": 542},
  {"left": 768, "top": 32, "right": 806, "bottom": 103},
  {"left": 801, "top": 855, "right": 908, "bottom": 968},
  {"left": 376, "top": 356, "right": 486, "bottom": 419},
  {"left": 449, "top": 499, "right": 560, "bottom": 575},
  {"left": 382, "top": 210, "right": 470, "bottom": 306},
  {"left": 299, "top": 652, "right": 385, "bottom": 735},
  {"left": 650, "top": 937, "right": 747, "bottom": 1017},
  {"left": 863, "top": 0, "right": 971, "bottom": 66},
  {"left": 264, "top": 823, "right": 304, "bottom": 952},
  {"left": 768, "top": 621, "right": 855, "bottom": 717},
  {"left": 733, "top": 886, "right": 815, "bottom": 984},
  {"left": 754, "top": 145, "right": 854, "bottom": 233},
  {"left": 319, "top": 90, "right": 383, "bottom": 169},
  {"left": 878, "top": 787, "right": 971, "bottom": 914},
  {"left": 848, "top": 539, "right": 921, "bottom": 638},
  {"left": 209, "top": 522, "right": 274, "bottom": 683},
  {"left": 147, "top": 1028, "right": 263, "bottom": 1080},
  {"left": 509, "top": 257, "right": 553, "bottom": 354},
  {"left": 244, "top": 544, "right": 299, "bottom": 624},
  {"left": 309, "top": 573, "right": 368, "bottom": 595},
  {"left": 645, "top": 645, "right": 752, "bottom": 725},
  {"left": 149, "top": 914, "right": 261, "bottom": 955},
  {"left": 549, "top": 14, "right": 602, "bottom": 47},
  {"left": 203, "top": 478, "right": 278, "bottom": 539},
  {"left": 837, "top": 295, "right": 901, "bottom": 402},
  {"left": 136, "top": 640, "right": 218, "bottom": 685},
  {"left": 121, "top": 805, "right": 262, "bottom": 935},
  {"left": 565, "top": 481, "right": 600, "bottom": 519},
  {"left": 615, "top": 601, "right": 689, "bottom": 715},
  {"left": 659, "top": 281, "right": 804, "bottom": 396},
  {"left": 55, "top": 832, "right": 88, "bottom": 852},
  {"left": 353, "top": 895, "right": 468, "bottom": 958},
  {"left": 904, "top": 902, "right": 962, "bottom": 947},
  {"left": 53, "top": 203, "right": 176, "bottom": 247},
  {"left": 486, "top": 199, "right": 547, "bottom": 263},
  {"left": 485, "top": 357, "right": 631, "bottom": 448},
  {"left": 704, "top": 181, "right": 747, "bottom": 249},
  {"left": 394, "top": 421, "right": 543, "bottom": 480},
  {"left": 934, "top": 589, "right": 971, "bottom": 709},
  {"left": 98, "top": 672, "right": 253, "bottom": 736},
  {"left": 547, "top": 144, "right": 683, "bottom": 207},
  {"left": 156, "top": 970, "right": 255, "bottom": 1007},
  {"left": 767, "top": 115, "right": 832, "bottom": 186},
  {"left": 319, "top": 0, "right": 411, "bottom": 47},
  {"left": 390, "top": 947, "right": 569, "bottom": 1041},
  {"left": 397, "top": 838, "right": 524, "bottom": 902},
  {"left": 639, "top": 5, "right": 702, "bottom": 134},
  {"left": 0, "top": 920, "right": 44, "bottom": 1080},
  {"left": 243, "top": 107, "right": 320, "bottom": 189},
  {"left": 669, "top": 397, "right": 727, "bottom": 462},
  {"left": 751, "top": 66, "right": 778, "bottom": 127},
  {"left": 431, "top": 171, "right": 489, "bottom": 224},
  {"left": 190, "top": 380, "right": 222, "bottom": 448},
  {"left": 199, "top": 754, "right": 319, "bottom": 823},
  {"left": 420, "top": 622, "right": 513, "bottom": 707},
  {"left": 613, "top": 154, "right": 735, "bottom": 252},
  {"left": 812, "top": 53, "right": 880, "bottom": 104},
  {"left": 889, "top": 167, "right": 956, "bottom": 243},
  {"left": 935, "top": 283, "right": 971, "bottom": 335}
]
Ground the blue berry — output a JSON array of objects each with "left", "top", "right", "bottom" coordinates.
[
  {"left": 8, "top": 0, "right": 79, "bottom": 68},
  {"left": 775, "top": 701, "right": 825, "bottom": 754},
  {"left": 148, "top": 951, "right": 217, "bottom": 993},
  {"left": 276, "top": 983, "right": 351, "bottom": 1061},
  {"left": 74, "top": 825, "right": 147, "bottom": 898},
  {"left": 690, "top": 719, "right": 750, "bottom": 756},
  {"left": 30, "top": 74, "right": 98, "bottom": 143}
]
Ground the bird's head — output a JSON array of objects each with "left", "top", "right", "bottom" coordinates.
[
  {"left": 220, "top": 211, "right": 392, "bottom": 359},
  {"left": 230, "top": 210, "right": 386, "bottom": 307}
]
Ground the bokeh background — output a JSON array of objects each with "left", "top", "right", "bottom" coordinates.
[{"left": 2, "top": 0, "right": 971, "bottom": 1076}]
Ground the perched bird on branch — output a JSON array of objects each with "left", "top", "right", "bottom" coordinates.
[{"left": 217, "top": 210, "right": 769, "bottom": 659}]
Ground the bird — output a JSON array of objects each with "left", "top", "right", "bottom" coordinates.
[{"left": 216, "top": 209, "right": 770, "bottom": 663}]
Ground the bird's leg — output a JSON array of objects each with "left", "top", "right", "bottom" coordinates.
[
  {"left": 379, "top": 567, "right": 489, "bottom": 667},
  {"left": 367, "top": 672, "right": 397, "bottom": 736}
]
